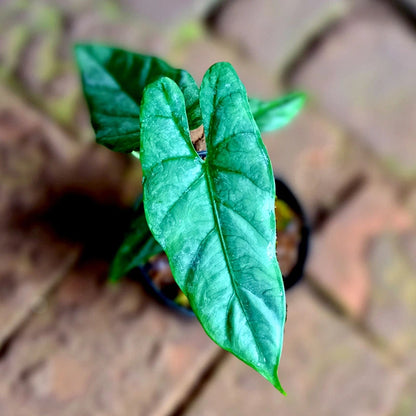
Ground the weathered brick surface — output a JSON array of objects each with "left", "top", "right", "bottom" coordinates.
[
  {"left": 407, "top": 188, "right": 416, "bottom": 223},
  {"left": 391, "top": 371, "right": 416, "bottom": 416},
  {"left": 293, "top": 3, "right": 416, "bottom": 178},
  {"left": 0, "top": 88, "right": 81, "bottom": 347},
  {"left": 307, "top": 183, "right": 414, "bottom": 317},
  {"left": 0, "top": 1, "right": 171, "bottom": 139},
  {"left": 0, "top": 83, "right": 139, "bottom": 217},
  {"left": 174, "top": 35, "right": 279, "bottom": 97},
  {"left": 1, "top": 0, "right": 415, "bottom": 414},
  {"left": 0, "top": 86, "right": 138, "bottom": 348},
  {"left": 265, "top": 108, "right": 369, "bottom": 221},
  {"left": 118, "top": 0, "right": 219, "bottom": 25},
  {"left": 183, "top": 286, "right": 403, "bottom": 416},
  {"left": 0, "top": 266, "right": 219, "bottom": 416},
  {"left": 0, "top": 225, "right": 79, "bottom": 349},
  {"left": 0, "top": 86, "right": 78, "bottom": 224},
  {"left": 367, "top": 230, "right": 416, "bottom": 365},
  {"left": 212, "top": 0, "right": 348, "bottom": 74}
]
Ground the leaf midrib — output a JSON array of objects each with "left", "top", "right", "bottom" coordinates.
[
  {"left": 202, "top": 79, "right": 267, "bottom": 359},
  {"left": 86, "top": 50, "right": 140, "bottom": 111},
  {"left": 203, "top": 160, "right": 264, "bottom": 360}
]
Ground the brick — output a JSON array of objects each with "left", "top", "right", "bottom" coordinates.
[
  {"left": 117, "top": 0, "right": 220, "bottom": 26},
  {"left": 0, "top": 86, "right": 137, "bottom": 348},
  {"left": 0, "top": 89, "right": 82, "bottom": 346},
  {"left": 183, "top": 286, "right": 403, "bottom": 416},
  {"left": 366, "top": 230, "right": 416, "bottom": 365},
  {"left": 391, "top": 371, "right": 416, "bottom": 416},
  {"left": 293, "top": 3, "right": 416, "bottom": 178},
  {"left": 0, "top": 226, "right": 79, "bottom": 349},
  {"left": 0, "top": 85, "right": 136, "bottom": 220},
  {"left": 0, "top": 1, "right": 171, "bottom": 138},
  {"left": 213, "top": 0, "right": 348, "bottom": 75},
  {"left": 265, "top": 108, "right": 369, "bottom": 221},
  {"left": 307, "top": 183, "right": 413, "bottom": 317},
  {"left": 0, "top": 86, "right": 77, "bottom": 225},
  {"left": 173, "top": 35, "right": 279, "bottom": 97},
  {"left": 407, "top": 188, "right": 416, "bottom": 223},
  {"left": 0, "top": 266, "right": 219, "bottom": 416}
]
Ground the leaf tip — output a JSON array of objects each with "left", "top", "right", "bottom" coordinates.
[
  {"left": 274, "top": 378, "right": 286, "bottom": 395},
  {"left": 266, "top": 367, "right": 286, "bottom": 395},
  {"left": 285, "top": 91, "right": 307, "bottom": 113},
  {"left": 107, "top": 268, "right": 123, "bottom": 285},
  {"left": 295, "top": 91, "right": 308, "bottom": 107}
]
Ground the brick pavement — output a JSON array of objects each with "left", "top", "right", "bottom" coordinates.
[
  {"left": 182, "top": 287, "right": 404, "bottom": 416},
  {"left": 293, "top": 1, "right": 416, "bottom": 179},
  {"left": 0, "top": 0, "right": 415, "bottom": 415}
]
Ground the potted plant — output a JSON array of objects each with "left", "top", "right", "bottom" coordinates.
[{"left": 75, "top": 44, "right": 308, "bottom": 394}]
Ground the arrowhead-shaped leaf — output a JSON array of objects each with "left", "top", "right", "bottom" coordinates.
[
  {"left": 140, "top": 63, "right": 286, "bottom": 392},
  {"left": 75, "top": 44, "right": 201, "bottom": 152},
  {"left": 249, "top": 92, "right": 306, "bottom": 133},
  {"left": 109, "top": 196, "right": 163, "bottom": 283}
]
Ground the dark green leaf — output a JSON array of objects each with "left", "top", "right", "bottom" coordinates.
[
  {"left": 140, "top": 63, "right": 286, "bottom": 392},
  {"left": 249, "top": 92, "right": 306, "bottom": 133},
  {"left": 74, "top": 43, "right": 201, "bottom": 152},
  {"left": 109, "top": 196, "right": 163, "bottom": 283}
]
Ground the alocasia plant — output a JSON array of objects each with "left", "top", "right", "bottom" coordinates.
[{"left": 75, "top": 44, "right": 305, "bottom": 393}]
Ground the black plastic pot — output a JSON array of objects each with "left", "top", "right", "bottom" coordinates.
[
  {"left": 274, "top": 177, "right": 309, "bottom": 291},
  {"left": 137, "top": 175, "right": 309, "bottom": 315}
]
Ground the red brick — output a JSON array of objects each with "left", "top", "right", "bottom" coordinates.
[
  {"left": 214, "top": 0, "right": 348, "bottom": 74},
  {"left": 0, "top": 89, "right": 82, "bottom": 347},
  {"left": 0, "top": 87, "right": 136, "bottom": 349},
  {"left": 0, "top": 1, "right": 171, "bottom": 137},
  {"left": 117, "top": 0, "right": 219, "bottom": 26},
  {"left": 0, "top": 265, "right": 219, "bottom": 416},
  {"left": 183, "top": 287, "right": 403, "bottom": 416},
  {"left": 265, "top": 108, "right": 369, "bottom": 220},
  {"left": 366, "top": 230, "right": 416, "bottom": 365},
  {"left": 0, "top": 226, "right": 79, "bottom": 348},
  {"left": 307, "top": 183, "right": 413, "bottom": 317},
  {"left": 0, "top": 86, "right": 78, "bottom": 225},
  {"left": 294, "top": 3, "right": 416, "bottom": 178},
  {"left": 390, "top": 371, "right": 416, "bottom": 416},
  {"left": 174, "top": 36, "right": 279, "bottom": 98}
]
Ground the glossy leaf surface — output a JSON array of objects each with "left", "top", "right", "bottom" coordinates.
[
  {"left": 249, "top": 92, "right": 306, "bottom": 133},
  {"left": 75, "top": 44, "right": 201, "bottom": 152},
  {"left": 140, "top": 63, "right": 286, "bottom": 392},
  {"left": 109, "top": 196, "right": 162, "bottom": 283}
]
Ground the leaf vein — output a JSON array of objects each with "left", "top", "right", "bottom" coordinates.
[
  {"left": 145, "top": 155, "right": 198, "bottom": 181},
  {"left": 159, "top": 173, "right": 205, "bottom": 226},
  {"left": 216, "top": 199, "right": 268, "bottom": 244},
  {"left": 183, "top": 227, "right": 216, "bottom": 288},
  {"left": 210, "top": 163, "right": 269, "bottom": 193},
  {"left": 83, "top": 55, "right": 139, "bottom": 106}
]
